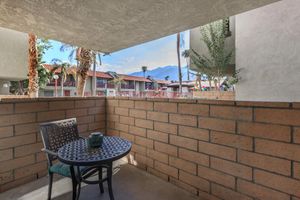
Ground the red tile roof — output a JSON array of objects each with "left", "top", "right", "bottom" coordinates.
[
  {"left": 43, "top": 64, "right": 167, "bottom": 83},
  {"left": 87, "top": 71, "right": 112, "bottom": 79},
  {"left": 43, "top": 64, "right": 76, "bottom": 74},
  {"left": 118, "top": 74, "right": 152, "bottom": 82},
  {"left": 156, "top": 80, "right": 170, "bottom": 84},
  {"left": 43, "top": 64, "right": 113, "bottom": 79}
]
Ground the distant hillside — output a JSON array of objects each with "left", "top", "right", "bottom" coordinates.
[{"left": 129, "top": 65, "right": 195, "bottom": 81}]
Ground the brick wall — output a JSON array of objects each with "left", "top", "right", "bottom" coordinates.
[
  {"left": 2, "top": 96, "right": 300, "bottom": 199},
  {"left": 0, "top": 97, "right": 106, "bottom": 192},
  {"left": 107, "top": 97, "right": 300, "bottom": 200},
  {"left": 193, "top": 91, "right": 235, "bottom": 100}
]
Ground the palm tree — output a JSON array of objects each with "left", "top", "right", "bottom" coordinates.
[
  {"left": 28, "top": 33, "right": 39, "bottom": 97},
  {"left": 77, "top": 48, "right": 93, "bottom": 96},
  {"left": 60, "top": 44, "right": 90, "bottom": 96},
  {"left": 60, "top": 44, "right": 104, "bottom": 96},
  {"left": 182, "top": 49, "right": 190, "bottom": 81},
  {"left": 141, "top": 66, "right": 147, "bottom": 78},
  {"left": 164, "top": 76, "right": 169, "bottom": 81},
  {"left": 176, "top": 33, "right": 183, "bottom": 93},
  {"left": 60, "top": 43, "right": 80, "bottom": 88},
  {"left": 51, "top": 59, "right": 71, "bottom": 96},
  {"left": 190, "top": 19, "right": 233, "bottom": 91},
  {"left": 91, "top": 51, "right": 103, "bottom": 96}
]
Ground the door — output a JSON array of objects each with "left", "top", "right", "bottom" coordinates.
[{"left": 64, "top": 90, "right": 70, "bottom": 96}]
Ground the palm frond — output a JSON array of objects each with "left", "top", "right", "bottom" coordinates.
[
  {"left": 191, "top": 19, "right": 234, "bottom": 82},
  {"left": 60, "top": 43, "right": 75, "bottom": 52}
]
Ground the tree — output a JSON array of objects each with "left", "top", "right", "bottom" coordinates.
[
  {"left": 164, "top": 76, "right": 169, "bottom": 81},
  {"left": 182, "top": 50, "right": 190, "bottom": 81},
  {"left": 37, "top": 39, "right": 53, "bottom": 88},
  {"left": 196, "top": 72, "right": 202, "bottom": 90},
  {"left": 189, "top": 71, "right": 202, "bottom": 90},
  {"left": 60, "top": 44, "right": 103, "bottom": 97},
  {"left": 59, "top": 43, "right": 80, "bottom": 87},
  {"left": 109, "top": 76, "right": 125, "bottom": 95},
  {"left": 176, "top": 33, "right": 183, "bottom": 93},
  {"left": 51, "top": 59, "right": 71, "bottom": 96},
  {"left": 77, "top": 48, "right": 93, "bottom": 96},
  {"left": 142, "top": 66, "right": 147, "bottom": 78},
  {"left": 28, "top": 33, "right": 39, "bottom": 97},
  {"left": 23, "top": 35, "right": 53, "bottom": 97},
  {"left": 91, "top": 51, "right": 103, "bottom": 96},
  {"left": 190, "top": 19, "right": 233, "bottom": 91}
]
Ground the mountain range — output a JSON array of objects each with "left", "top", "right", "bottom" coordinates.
[{"left": 129, "top": 65, "right": 196, "bottom": 81}]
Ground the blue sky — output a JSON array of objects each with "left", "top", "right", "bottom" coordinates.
[{"left": 43, "top": 31, "right": 189, "bottom": 74}]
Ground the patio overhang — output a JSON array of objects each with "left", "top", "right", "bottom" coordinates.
[{"left": 0, "top": 0, "right": 279, "bottom": 52}]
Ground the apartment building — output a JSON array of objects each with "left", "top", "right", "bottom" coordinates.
[
  {"left": 40, "top": 65, "right": 169, "bottom": 97},
  {"left": 190, "top": 0, "right": 300, "bottom": 101}
]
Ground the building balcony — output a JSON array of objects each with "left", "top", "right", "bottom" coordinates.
[
  {"left": 47, "top": 81, "right": 76, "bottom": 87},
  {"left": 0, "top": 96, "right": 299, "bottom": 200},
  {"left": 0, "top": 164, "right": 196, "bottom": 200},
  {"left": 107, "top": 83, "right": 115, "bottom": 89},
  {"left": 0, "top": 0, "right": 297, "bottom": 199},
  {"left": 121, "top": 85, "right": 135, "bottom": 90},
  {"left": 96, "top": 82, "right": 106, "bottom": 88},
  {"left": 63, "top": 81, "right": 76, "bottom": 87},
  {"left": 145, "top": 86, "right": 154, "bottom": 90}
]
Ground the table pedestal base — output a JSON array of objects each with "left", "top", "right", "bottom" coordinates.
[{"left": 70, "top": 162, "right": 114, "bottom": 200}]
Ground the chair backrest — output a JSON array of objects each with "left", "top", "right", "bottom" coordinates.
[{"left": 40, "top": 118, "right": 79, "bottom": 162}]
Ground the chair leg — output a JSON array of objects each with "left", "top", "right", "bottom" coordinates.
[
  {"left": 107, "top": 163, "right": 114, "bottom": 200},
  {"left": 98, "top": 167, "right": 104, "bottom": 194},
  {"left": 48, "top": 172, "right": 53, "bottom": 200}
]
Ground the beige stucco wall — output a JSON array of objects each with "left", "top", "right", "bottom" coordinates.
[
  {"left": 235, "top": 0, "right": 300, "bottom": 101},
  {"left": 0, "top": 0, "right": 279, "bottom": 52},
  {"left": 0, "top": 27, "right": 28, "bottom": 80}
]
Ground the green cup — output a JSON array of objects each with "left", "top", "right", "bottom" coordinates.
[{"left": 88, "top": 132, "right": 104, "bottom": 148}]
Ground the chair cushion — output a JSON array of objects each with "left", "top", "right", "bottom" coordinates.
[{"left": 49, "top": 162, "right": 86, "bottom": 177}]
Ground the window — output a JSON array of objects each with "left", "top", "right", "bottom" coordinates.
[
  {"left": 121, "top": 81, "right": 134, "bottom": 89},
  {"left": 44, "top": 90, "right": 54, "bottom": 97},
  {"left": 96, "top": 78, "right": 107, "bottom": 88}
]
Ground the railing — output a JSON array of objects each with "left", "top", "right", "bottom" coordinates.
[
  {"left": 47, "top": 81, "right": 57, "bottom": 87},
  {"left": 145, "top": 86, "right": 155, "bottom": 90},
  {"left": 107, "top": 83, "right": 115, "bottom": 89},
  {"left": 47, "top": 81, "right": 76, "bottom": 87},
  {"left": 115, "top": 91, "right": 193, "bottom": 98},
  {"left": 96, "top": 83, "right": 106, "bottom": 88},
  {"left": 97, "top": 91, "right": 105, "bottom": 96},
  {"left": 83, "top": 91, "right": 106, "bottom": 97},
  {"left": 63, "top": 81, "right": 76, "bottom": 87},
  {"left": 121, "top": 84, "right": 135, "bottom": 90}
]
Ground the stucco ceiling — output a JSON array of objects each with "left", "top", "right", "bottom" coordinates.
[{"left": 0, "top": 0, "right": 279, "bottom": 53}]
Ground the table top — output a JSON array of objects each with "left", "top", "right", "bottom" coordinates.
[{"left": 57, "top": 136, "right": 132, "bottom": 166}]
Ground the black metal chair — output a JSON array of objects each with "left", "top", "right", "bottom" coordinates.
[{"left": 40, "top": 118, "right": 104, "bottom": 200}]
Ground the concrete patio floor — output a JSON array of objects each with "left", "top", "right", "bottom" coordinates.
[{"left": 0, "top": 164, "right": 198, "bottom": 200}]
